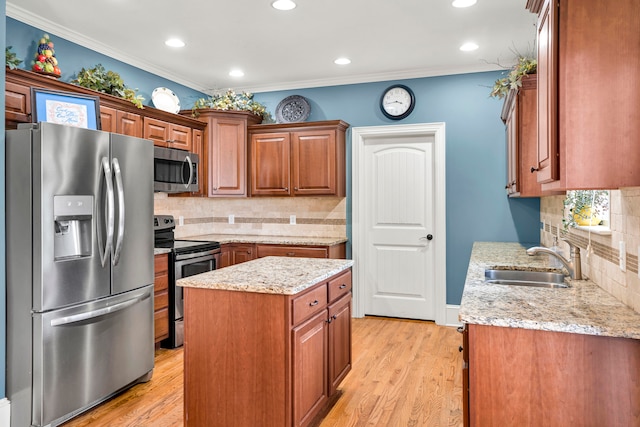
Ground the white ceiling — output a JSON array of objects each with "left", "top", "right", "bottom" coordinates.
[{"left": 7, "top": 0, "right": 537, "bottom": 95}]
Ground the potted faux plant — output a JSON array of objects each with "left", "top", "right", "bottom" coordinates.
[
  {"left": 192, "top": 89, "right": 271, "bottom": 122},
  {"left": 71, "top": 64, "right": 145, "bottom": 109},
  {"left": 6, "top": 46, "right": 22, "bottom": 70},
  {"left": 563, "top": 190, "right": 609, "bottom": 229},
  {"left": 489, "top": 56, "right": 537, "bottom": 99}
]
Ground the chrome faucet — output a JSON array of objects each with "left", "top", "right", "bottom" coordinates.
[{"left": 526, "top": 240, "right": 582, "bottom": 280}]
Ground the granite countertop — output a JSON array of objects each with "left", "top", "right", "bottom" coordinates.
[
  {"left": 154, "top": 248, "right": 172, "bottom": 255},
  {"left": 459, "top": 242, "right": 640, "bottom": 339},
  {"left": 178, "top": 256, "right": 354, "bottom": 295},
  {"left": 182, "top": 233, "right": 348, "bottom": 246}
]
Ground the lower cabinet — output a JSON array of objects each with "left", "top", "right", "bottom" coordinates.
[
  {"left": 220, "top": 242, "right": 346, "bottom": 268},
  {"left": 464, "top": 323, "right": 640, "bottom": 426},
  {"left": 219, "top": 243, "right": 257, "bottom": 268},
  {"left": 183, "top": 268, "right": 352, "bottom": 427},
  {"left": 153, "top": 254, "right": 170, "bottom": 344}
]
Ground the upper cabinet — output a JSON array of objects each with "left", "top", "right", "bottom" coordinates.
[
  {"left": 501, "top": 74, "right": 541, "bottom": 197},
  {"left": 189, "top": 109, "right": 262, "bottom": 197},
  {"left": 248, "top": 120, "right": 349, "bottom": 197},
  {"left": 143, "top": 117, "right": 192, "bottom": 151},
  {"left": 101, "top": 106, "right": 142, "bottom": 138},
  {"left": 527, "top": 0, "right": 640, "bottom": 190}
]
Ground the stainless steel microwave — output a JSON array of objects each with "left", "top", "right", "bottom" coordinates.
[{"left": 153, "top": 146, "right": 199, "bottom": 193}]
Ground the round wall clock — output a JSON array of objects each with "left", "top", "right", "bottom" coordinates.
[{"left": 380, "top": 84, "right": 415, "bottom": 120}]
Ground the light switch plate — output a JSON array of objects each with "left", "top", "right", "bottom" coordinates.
[
  {"left": 619, "top": 241, "right": 626, "bottom": 271},
  {"left": 228, "top": 214, "right": 234, "bottom": 224},
  {"left": 290, "top": 215, "right": 296, "bottom": 225}
]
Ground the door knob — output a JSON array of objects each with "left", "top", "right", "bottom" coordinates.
[{"left": 419, "top": 234, "right": 433, "bottom": 241}]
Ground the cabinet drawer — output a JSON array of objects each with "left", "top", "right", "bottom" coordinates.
[
  {"left": 154, "top": 254, "right": 169, "bottom": 275},
  {"left": 292, "top": 284, "right": 327, "bottom": 326},
  {"left": 328, "top": 270, "right": 352, "bottom": 303},
  {"left": 257, "top": 245, "right": 328, "bottom": 259},
  {"left": 154, "top": 307, "right": 169, "bottom": 342},
  {"left": 154, "top": 290, "right": 169, "bottom": 311},
  {"left": 154, "top": 273, "right": 169, "bottom": 293}
]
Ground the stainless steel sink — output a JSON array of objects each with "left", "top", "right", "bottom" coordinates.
[{"left": 484, "top": 269, "right": 568, "bottom": 288}]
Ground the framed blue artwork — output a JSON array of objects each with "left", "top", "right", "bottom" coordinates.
[{"left": 31, "top": 87, "right": 101, "bottom": 130}]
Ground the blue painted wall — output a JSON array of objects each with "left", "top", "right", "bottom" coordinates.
[
  {"left": 2, "top": 16, "right": 540, "bottom": 398},
  {"left": 254, "top": 75, "right": 541, "bottom": 305},
  {"left": 6, "top": 17, "right": 208, "bottom": 109}
]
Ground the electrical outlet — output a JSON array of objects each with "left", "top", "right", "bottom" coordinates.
[
  {"left": 619, "top": 241, "right": 626, "bottom": 272},
  {"left": 178, "top": 216, "right": 184, "bottom": 226},
  {"left": 228, "top": 214, "right": 235, "bottom": 224},
  {"left": 290, "top": 215, "right": 296, "bottom": 225}
]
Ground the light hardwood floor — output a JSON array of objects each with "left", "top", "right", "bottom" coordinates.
[{"left": 61, "top": 317, "right": 464, "bottom": 427}]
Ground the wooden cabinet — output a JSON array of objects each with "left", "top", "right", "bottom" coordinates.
[
  {"left": 100, "top": 106, "right": 142, "bottom": 137},
  {"left": 143, "top": 116, "right": 192, "bottom": 150},
  {"left": 189, "top": 109, "right": 262, "bottom": 197},
  {"left": 183, "top": 267, "right": 352, "bottom": 427},
  {"left": 219, "top": 243, "right": 257, "bottom": 268},
  {"left": 464, "top": 323, "right": 640, "bottom": 425},
  {"left": 527, "top": 0, "right": 640, "bottom": 190},
  {"left": 248, "top": 120, "right": 349, "bottom": 197},
  {"left": 5, "top": 79, "right": 31, "bottom": 128},
  {"left": 501, "top": 75, "right": 541, "bottom": 197},
  {"left": 153, "top": 253, "right": 170, "bottom": 344}
]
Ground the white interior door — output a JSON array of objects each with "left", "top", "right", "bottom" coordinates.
[{"left": 353, "top": 123, "right": 446, "bottom": 324}]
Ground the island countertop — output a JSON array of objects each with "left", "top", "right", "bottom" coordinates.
[
  {"left": 459, "top": 242, "right": 640, "bottom": 339},
  {"left": 177, "top": 256, "right": 354, "bottom": 295}
]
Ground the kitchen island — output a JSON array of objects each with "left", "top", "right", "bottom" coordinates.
[
  {"left": 179, "top": 256, "right": 354, "bottom": 427},
  {"left": 459, "top": 242, "right": 640, "bottom": 426}
]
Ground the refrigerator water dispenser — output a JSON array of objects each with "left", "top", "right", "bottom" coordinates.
[{"left": 54, "top": 195, "right": 93, "bottom": 260}]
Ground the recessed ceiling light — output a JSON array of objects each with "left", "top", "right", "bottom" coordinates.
[
  {"left": 272, "top": 0, "right": 296, "bottom": 11},
  {"left": 334, "top": 57, "right": 351, "bottom": 65},
  {"left": 460, "top": 42, "right": 479, "bottom": 51},
  {"left": 229, "top": 69, "right": 245, "bottom": 77},
  {"left": 452, "top": 0, "right": 477, "bottom": 7},
  {"left": 165, "top": 38, "right": 185, "bottom": 48}
]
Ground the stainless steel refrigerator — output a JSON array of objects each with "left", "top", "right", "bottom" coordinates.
[{"left": 6, "top": 122, "right": 155, "bottom": 427}]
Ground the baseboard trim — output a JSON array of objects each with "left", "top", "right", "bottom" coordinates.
[
  {"left": 0, "top": 398, "right": 10, "bottom": 427},
  {"left": 445, "top": 304, "right": 461, "bottom": 327}
]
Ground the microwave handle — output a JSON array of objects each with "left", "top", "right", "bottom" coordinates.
[{"left": 184, "top": 155, "right": 194, "bottom": 189}]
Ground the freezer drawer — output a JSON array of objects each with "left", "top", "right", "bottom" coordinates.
[{"left": 32, "top": 285, "right": 154, "bottom": 426}]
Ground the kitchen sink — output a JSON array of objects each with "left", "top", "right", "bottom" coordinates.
[{"left": 484, "top": 269, "right": 568, "bottom": 288}]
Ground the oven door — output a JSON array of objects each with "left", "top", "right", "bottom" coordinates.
[{"left": 172, "top": 250, "right": 220, "bottom": 346}]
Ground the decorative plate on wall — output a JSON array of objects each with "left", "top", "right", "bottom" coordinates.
[
  {"left": 275, "top": 95, "right": 311, "bottom": 123},
  {"left": 152, "top": 87, "right": 181, "bottom": 114}
]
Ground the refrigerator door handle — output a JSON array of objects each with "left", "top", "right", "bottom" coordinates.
[
  {"left": 112, "top": 157, "right": 125, "bottom": 266},
  {"left": 184, "top": 155, "right": 194, "bottom": 189},
  {"left": 98, "top": 157, "right": 115, "bottom": 267},
  {"left": 50, "top": 293, "right": 151, "bottom": 327}
]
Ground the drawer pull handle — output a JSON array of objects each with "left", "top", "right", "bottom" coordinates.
[
  {"left": 287, "top": 252, "right": 296, "bottom": 256},
  {"left": 309, "top": 300, "right": 319, "bottom": 307},
  {"left": 339, "top": 284, "right": 347, "bottom": 289}
]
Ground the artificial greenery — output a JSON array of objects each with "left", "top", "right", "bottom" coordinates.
[
  {"left": 71, "top": 64, "right": 144, "bottom": 109},
  {"left": 563, "top": 190, "right": 609, "bottom": 229},
  {"left": 192, "top": 89, "right": 271, "bottom": 121},
  {"left": 6, "top": 46, "right": 22, "bottom": 70},
  {"left": 489, "top": 56, "right": 537, "bottom": 99}
]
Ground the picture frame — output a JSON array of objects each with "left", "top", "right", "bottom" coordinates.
[{"left": 31, "top": 87, "right": 101, "bottom": 130}]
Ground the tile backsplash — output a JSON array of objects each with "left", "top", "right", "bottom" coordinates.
[
  {"left": 540, "top": 188, "right": 640, "bottom": 313},
  {"left": 154, "top": 194, "right": 347, "bottom": 239}
]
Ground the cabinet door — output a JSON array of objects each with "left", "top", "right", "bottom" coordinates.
[
  {"left": 210, "top": 119, "right": 248, "bottom": 196},
  {"left": 154, "top": 254, "right": 170, "bottom": 343},
  {"left": 291, "top": 130, "right": 337, "bottom": 196},
  {"left": 144, "top": 117, "right": 170, "bottom": 147},
  {"left": 292, "top": 310, "right": 328, "bottom": 427},
  {"left": 191, "top": 128, "right": 205, "bottom": 196},
  {"left": 5, "top": 80, "right": 31, "bottom": 127},
  {"left": 100, "top": 106, "right": 118, "bottom": 133},
  {"left": 328, "top": 293, "right": 351, "bottom": 396},
  {"left": 231, "top": 244, "right": 256, "bottom": 265},
  {"left": 250, "top": 132, "right": 291, "bottom": 196},
  {"left": 535, "top": 0, "right": 559, "bottom": 184},
  {"left": 118, "top": 111, "right": 143, "bottom": 138},
  {"left": 169, "top": 124, "right": 192, "bottom": 151},
  {"left": 504, "top": 96, "right": 518, "bottom": 195}
]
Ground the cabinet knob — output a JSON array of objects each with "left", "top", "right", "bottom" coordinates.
[
  {"left": 459, "top": 346, "right": 463, "bottom": 353},
  {"left": 294, "top": 187, "right": 299, "bottom": 191},
  {"left": 284, "top": 187, "right": 289, "bottom": 192},
  {"left": 287, "top": 252, "right": 296, "bottom": 256},
  {"left": 530, "top": 166, "right": 539, "bottom": 173},
  {"left": 247, "top": 250, "right": 252, "bottom": 254}
]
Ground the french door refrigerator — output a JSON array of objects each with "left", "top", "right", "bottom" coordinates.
[{"left": 6, "top": 122, "right": 154, "bottom": 427}]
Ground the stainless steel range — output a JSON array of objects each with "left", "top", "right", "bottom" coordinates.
[{"left": 154, "top": 215, "right": 221, "bottom": 348}]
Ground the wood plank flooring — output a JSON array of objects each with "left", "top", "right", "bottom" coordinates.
[{"left": 61, "top": 317, "right": 463, "bottom": 427}]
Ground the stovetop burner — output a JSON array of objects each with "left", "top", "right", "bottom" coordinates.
[{"left": 154, "top": 215, "right": 220, "bottom": 254}]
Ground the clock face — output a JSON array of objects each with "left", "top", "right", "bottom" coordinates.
[{"left": 380, "top": 85, "right": 415, "bottom": 120}]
